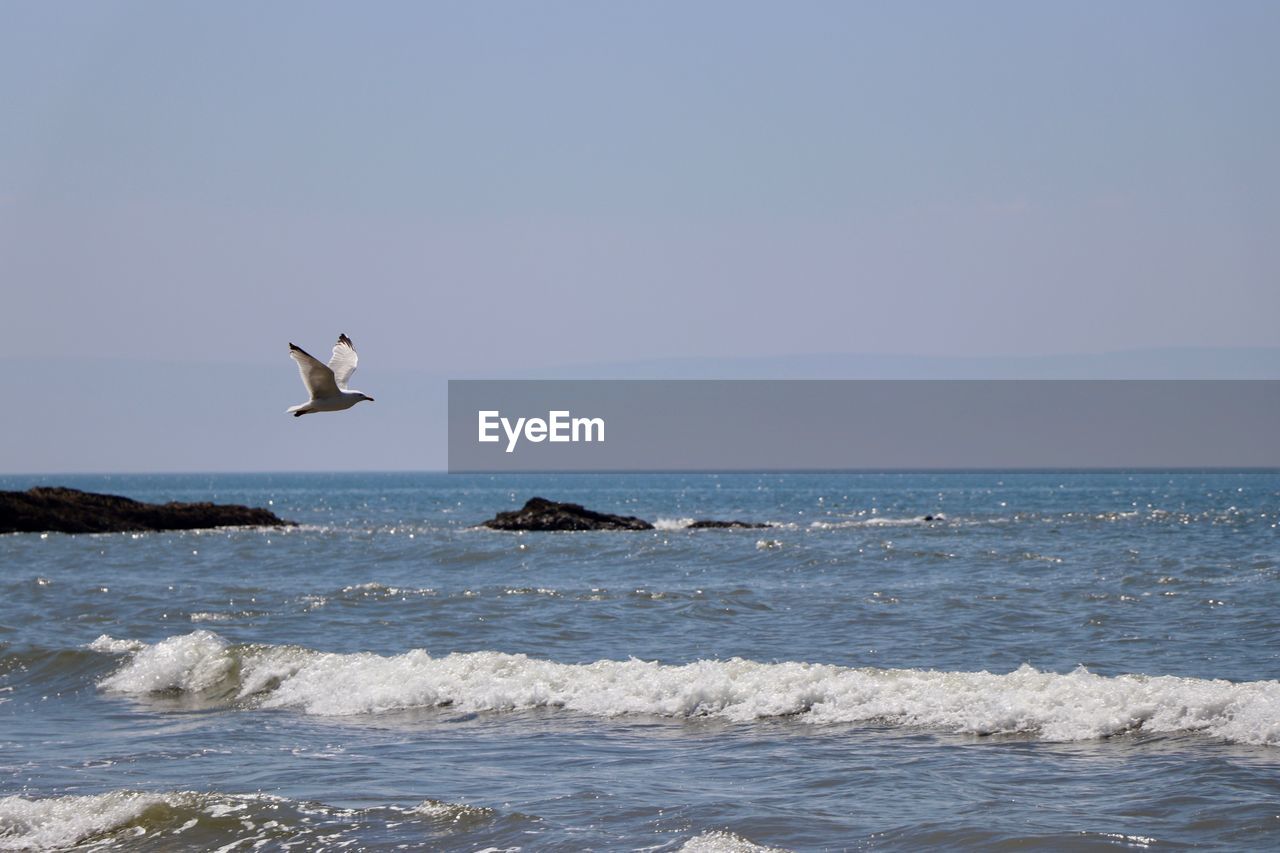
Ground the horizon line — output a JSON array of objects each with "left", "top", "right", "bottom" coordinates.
[{"left": 5, "top": 467, "right": 1279, "bottom": 478}]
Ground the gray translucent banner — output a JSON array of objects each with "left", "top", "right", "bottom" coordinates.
[{"left": 447, "top": 380, "right": 1279, "bottom": 472}]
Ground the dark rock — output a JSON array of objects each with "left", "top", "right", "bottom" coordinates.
[
  {"left": 481, "top": 497, "right": 654, "bottom": 531},
  {"left": 687, "top": 519, "right": 770, "bottom": 529},
  {"left": 480, "top": 497, "right": 770, "bottom": 531},
  {"left": 0, "top": 487, "right": 294, "bottom": 535}
]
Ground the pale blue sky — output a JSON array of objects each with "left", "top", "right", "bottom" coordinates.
[{"left": 2, "top": 2, "right": 1277, "bottom": 471}]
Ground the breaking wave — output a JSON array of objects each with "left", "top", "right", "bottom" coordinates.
[
  {"left": 679, "top": 830, "right": 789, "bottom": 852},
  {"left": 90, "top": 632, "right": 1280, "bottom": 745},
  {"left": 0, "top": 791, "right": 172, "bottom": 850},
  {"left": 0, "top": 790, "right": 508, "bottom": 851},
  {"left": 809, "top": 514, "right": 946, "bottom": 529}
]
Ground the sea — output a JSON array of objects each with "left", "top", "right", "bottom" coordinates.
[{"left": 1, "top": 471, "right": 1278, "bottom": 851}]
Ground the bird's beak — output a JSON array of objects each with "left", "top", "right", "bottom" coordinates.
[{"left": 366, "top": 396, "right": 375, "bottom": 402}]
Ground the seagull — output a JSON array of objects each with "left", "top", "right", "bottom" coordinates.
[{"left": 286, "top": 334, "right": 375, "bottom": 417}]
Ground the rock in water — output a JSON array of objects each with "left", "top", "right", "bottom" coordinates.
[
  {"left": 480, "top": 498, "right": 771, "bottom": 531},
  {"left": 0, "top": 487, "right": 293, "bottom": 534},
  {"left": 481, "top": 497, "right": 654, "bottom": 531}
]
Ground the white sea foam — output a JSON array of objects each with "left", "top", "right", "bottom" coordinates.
[
  {"left": 344, "top": 581, "right": 388, "bottom": 591},
  {"left": 654, "top": 517, "right": 695, "bottom": 530},
  {"left": 85, "top": 635, "right": 146, "bottom": 654},
  {"left": 189, "top": 611, "right": 236, "bottom": 623},
  {"left": 93, "top": 632, "right": 1280, "bottom": 745},
  {"left": 809, "top": 515, "right": 942, "bottom": 529},
  {"left": 679, "top": 830, "right": 788, "bottom": 852},
  {"left": 0, "top": 791, "right": 168, "bottom": 850},
  {"left": 340, "top": 582, "right": 436, "bottom": 598},
  {"left": 407, "top": 799, "right": 496, "bottom": 824},
  {"left": 0, "top": 790, "right": 493, "bottom": 850},
  {"left": 97, "top": 630, "right": 237, "bottom": 696}
]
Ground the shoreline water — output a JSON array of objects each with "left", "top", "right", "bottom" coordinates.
[{"left": 2, "top": 471, "right": 1277, "bottom": 849}]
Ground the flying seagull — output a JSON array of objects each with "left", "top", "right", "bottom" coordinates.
[{"left": 286, "top": 334, "right": 375, "bottom": 417}]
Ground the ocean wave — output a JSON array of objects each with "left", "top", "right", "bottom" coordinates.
[
  {"left": 92, "top": 632, "right": 1280, "bottom": 745},
  {"left": 0, "top": 790, "right": 507, "bottom": 851},
  {"left": 808, "top": 514, "right": 947, "bottom": 529},
  {"left": 0, "top": 641, "right": 129, "bottom": 694},
  {"left": 800, "top": 508, "right": 1268, "bottom": 530},
  {"left": 679, "top": 830, "right": 789, "bottom": 852},
  {"left": 653, "top": 518, "right": 782, "bottom": 531},
  {"left": 0, "top": 790, "right": 171, "bottom": 850},
  {"left": 337, "top": 581, "right": 438, "bottom": 599}
]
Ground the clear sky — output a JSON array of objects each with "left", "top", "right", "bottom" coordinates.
[{"left": 2, "top": 2, "right": 1277, "bottom": 471}]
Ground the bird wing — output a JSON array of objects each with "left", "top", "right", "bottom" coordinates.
[
  {"left": 289, "top": 343, "right": 340, "bottom": 399},
  {"left": 328, "top": 333, "right": 359, "bottom": 390}
]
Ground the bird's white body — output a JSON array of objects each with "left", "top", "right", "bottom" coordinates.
[
  {"left": 286, "top": 389, "right": 369, "bottom": 416},
  {"left": 287, "top": 334, "right": 375, "bottom": 417}
]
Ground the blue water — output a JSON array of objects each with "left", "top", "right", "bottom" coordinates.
[{"left": 2, "top": 471, "right": 1278, "bottom": 850}]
